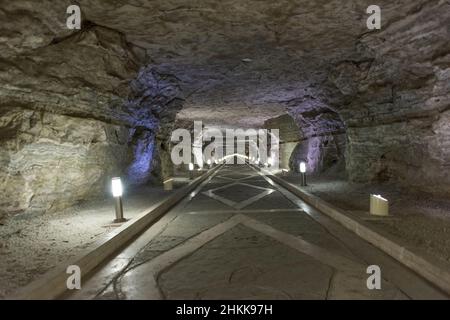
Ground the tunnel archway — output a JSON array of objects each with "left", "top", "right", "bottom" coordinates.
[
  {"left": 263, "top": 106, "right": 346, "bottom": 176},
  {"left": 1, "top": 0, "right": 450, "bottom": 301}
]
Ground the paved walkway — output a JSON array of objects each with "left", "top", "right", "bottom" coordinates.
[{"left": 68, "top": 165, "right": 447, "bottom": 300}]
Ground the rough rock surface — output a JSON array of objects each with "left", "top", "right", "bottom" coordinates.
[
  {"left": 0, "top": 4, "right": 183, "bottom": 216},
  {"left": 1, "top": 0, "right": 450, "bottom": 217},
  {"left": 340, "top": 8, "right": 450, "bottom": 195},
  {"left": 265, "top": 113, "right": 346, "bottom": 173}
]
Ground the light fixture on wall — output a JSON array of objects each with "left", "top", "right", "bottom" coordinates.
[
  {"left": 111, "top": 177, "right": 126, "bottom": 223},
  {"left": 299, "top": 161, "right": 307, "bottom": 186}
]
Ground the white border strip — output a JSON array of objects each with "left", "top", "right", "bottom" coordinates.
[{"left": 255, "top": 166, "right": 450, "bottom": 296}]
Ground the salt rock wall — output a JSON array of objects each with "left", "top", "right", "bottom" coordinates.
[
  {"left": 0, "top": 23, "right": 181, "bottom": 216},
  {"left": 330, "top": 1, "right": 450, "bottom": 195},
  {"left": 286, "top": 99, "right": 347, "bottom": 174},
  {"left": 289, "top": 134, "right": 347, "bottom": 175},
  {"left": 264, "top": 113, "right": 346, "bottom": 174}
]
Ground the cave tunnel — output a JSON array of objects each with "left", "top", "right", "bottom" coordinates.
[{"left": 1, "top": 0, "right": 450, "bottom": 301}]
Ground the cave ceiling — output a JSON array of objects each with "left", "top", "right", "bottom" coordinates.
[{"left": 0, "top": 0, "right": 442, "bottom": 128}]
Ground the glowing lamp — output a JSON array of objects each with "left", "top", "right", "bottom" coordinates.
[
  {"left": 370, "top": 194, "right": 389, "bottom": 216},
  {"left": 299, "top": 162, "right": 306, "bottom": 173},
  {"left": 299, "top": 162, "right": 307, "bottom": 186},
  {"left": 111, "top": 177, "right": 123, "bottom": 197},
  {"left": 188, "top": 163, "right": 194, "bottom": 180},
  {"left": 111, "top": 177, "right": 126, "bottom": 223},
  {"left": 163, "top": 178, "right": 173, "bottom": 191}
]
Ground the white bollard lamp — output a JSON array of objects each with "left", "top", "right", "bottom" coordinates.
[
  {"left": 189, "top": 162, "right": 194, "bottom": 179},
  {"left": 111, "top": 177, "right": 126, "bottom": 223},
  {"left": 299, "top": 161, "right": 307, "bottom": 186}
]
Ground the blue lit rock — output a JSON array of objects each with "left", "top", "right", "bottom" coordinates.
[{"left": 0, "top": 24, "right": 182, "bottom": 216}]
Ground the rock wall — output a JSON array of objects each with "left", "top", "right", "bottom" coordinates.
[
  {"left": 289, "top": 134, "right": 347, "bottom": 175},
  {"left": 126, "top": 65, "right": 184, "bottom": 183},
  {"left": 0, "top": 22, "right": 182, "bottom": 216},
  {"left": 278, "top": 1, "right": 450, "bottom": 193},
  {"left": 264, "top": 114, "right": 301, "bottom": 169},
  {"left": 329, "top": 1, "right": 450, "bottom": 195},
  {"left": 264, "top": 113, "right": 346, "bottom": 174},
  {"left": 286, "top": 100, "right": 346, "bottom": 174}
]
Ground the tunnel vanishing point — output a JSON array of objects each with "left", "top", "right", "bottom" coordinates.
[
  {"left": 0, "top": 0, "right": 450, "bottom": 301},
  {"left": 1, "top": 1, "right": 449, "bottom": 214}
]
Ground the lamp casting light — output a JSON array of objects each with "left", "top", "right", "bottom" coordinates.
[
  {"left": 299, "top": 162, "right": 307, "bottom": 186},
  {"left": 111, "top": 177, "right": 126, "bottom": 223},
  {"left": 189, "top": 162, "right": 194, "bottom": 179},
  {"left": 299, "top": 162, "right": 306, "bottom": 173},
  {"left": 112, "top": 177, "right": 123, "bottom": 197}
]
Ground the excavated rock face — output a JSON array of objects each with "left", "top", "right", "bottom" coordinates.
[
  {"left": 332, "top": 2, "right": 450, "bottom": 194},
  {"left": 285, "top": 99, "right": 346, "bottom": 174},
  {"left": 264, "top": 112, "right": 346, "bottom": 174},
  {"left": 126, "top": 65, "right": 183, "bottom": 183},
  {"left": 0, "top": 3, "right": 182, "bottom": 216},
  {"left": 0, "top": 0, "right": 449, "bottom": 216}
]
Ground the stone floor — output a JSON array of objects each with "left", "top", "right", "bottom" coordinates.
[
  {"left": 0, "top": 180, "right": 190, "bottom": 298},
  {"left": 280, "top": 173, "right": 450, "bottom": 264},
  {"left": 68, "top": 165, "right": 448, "bottom": 300}
]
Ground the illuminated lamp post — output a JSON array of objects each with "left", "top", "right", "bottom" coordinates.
[
  {"left": 299, "top": 161, "right": 307, "bottom": 186},
  {"left": 111, "top": 177, "right": 126, "bottom": 223},
  {"left": 189, "top": 162, "right": 194, "bottom": 179}
]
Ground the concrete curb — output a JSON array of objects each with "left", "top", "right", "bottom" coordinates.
[
  {"left": 259, "top": 167, "right": 450, "bottom": 296},
  {"left": 8, "top": 166, "right": 222, "bottom": 300}
]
